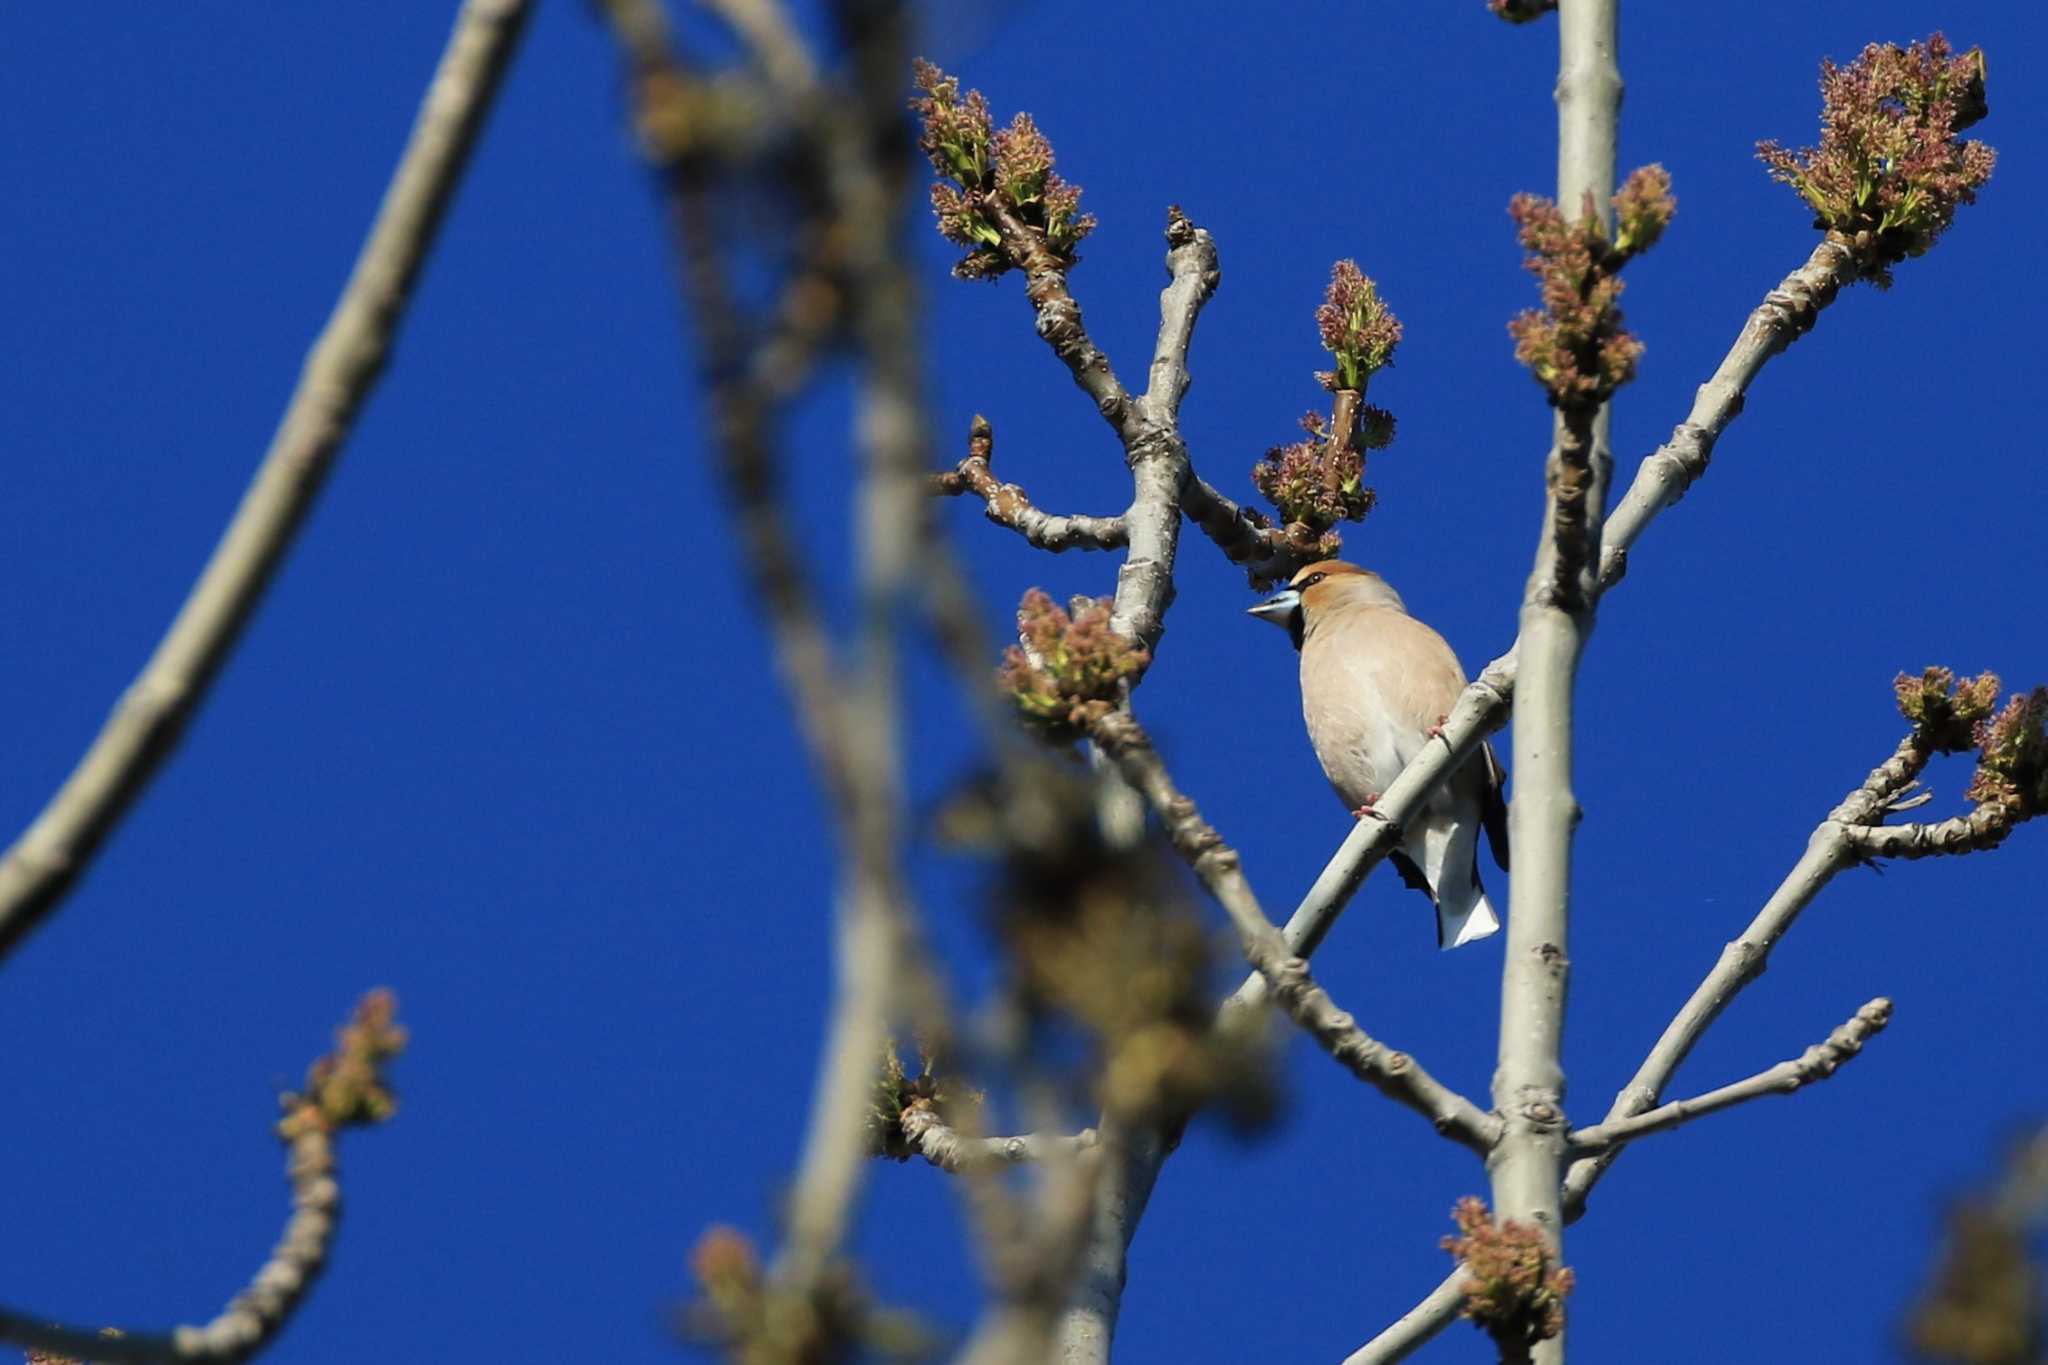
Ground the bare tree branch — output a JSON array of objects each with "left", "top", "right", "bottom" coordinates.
[
  {"left": 986, "top": 200, "right": 1130, "bottom": 428},
  {"left": 1594, "top": 236, "right": 1854, "bottom": 592},
  {"left": 1179, "top": 473, "right": 1330, "bottom": 589},
  {"left": 1339, "top": 1271, "right": 1469, "bottom": 1365},
  {"left": 933, "top": 416, "right": 1129, "bottom": 551},
  {"left": 1842, "top": 807, "right": 2014, "bottom": 859},
  {"left": 601, "top": 0, "right": 951, "bottom": 1312},
  {"left": 0, "top": 0, "right": 532, "bottom": 966},
  {"left": 1090, "top": 712, "right": 1500, "bottom": 1155},
  {"left": 0, "top": 992, "right": 404, "bottom": 1364},
  {"left": 1494, "top": 21, "right": 1621, "bottom": 1359},
  {"left": 1105, "top": 209, "right": 1218, "bottom": 654},
  {"left": 1566, "top": 998, "right": 1892, "bottom": 1154},
  {"left": 1560, "top": 725, "right": 1947, "bottom": 1218}
]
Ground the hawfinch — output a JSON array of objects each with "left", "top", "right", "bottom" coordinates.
[{"left": 1249, "top": 561, "right": 1510, "bottom": 949}]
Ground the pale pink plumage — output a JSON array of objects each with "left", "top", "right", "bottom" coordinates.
[{"left": 1253, "top": 561, "right": 1509, "bottom": 948}]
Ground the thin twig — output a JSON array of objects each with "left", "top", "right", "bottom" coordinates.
[
  {"left": 1567, "top": 999, "right": 1892, "bottom": 1153},
  {"left": 932, "top": 416, "right": 1128, "bottom": 551},
  {"left": 985, "top": 200, "right": 1130, "bottom": 429},
  {"left": 1561, "top": 729, "right": 1932, "bottom": 1217},
  {"left": 0, "top": 0, "right": 533, "bottom": 966},
  {"left": 0, "top": 992, "right": 404, "bottom": 1363},
  {"left": 1339, "top": 1271, "right": 1470, "bottom": 1365},
  {"left": 0, "top": 1129, "right": 342, "bottom": 1364},
  {"left": 1178, "top": 475, "right": 1330, "bottom": 589},
  {"left": 1842, "top": 807, "right": 2014, "bottom": 859}
]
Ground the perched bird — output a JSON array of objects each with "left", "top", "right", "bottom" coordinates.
[{"left": 1248, "top": 560, "right": 1509, "bottom": 948}]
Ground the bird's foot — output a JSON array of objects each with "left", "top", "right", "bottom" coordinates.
[
  {"left": 1426, "top": 713, "right": 1449, "bottom": 741},
  {"left": 1352, "top": 795, "right": 1390, "bottom": 822}
]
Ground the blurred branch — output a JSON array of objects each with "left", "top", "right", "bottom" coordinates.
[
  {"left": 1566, "top": 998, "right": 1892, "bottom": 1154},
  {"left": 0, "top": 0, "right": 532, "bottom": 966},
  {"left": 1907, "top": 1125, "right": 2048, "bottom": 1365},
  {"left": 932, "top": 415, "right": 1129, "bottom": 551},
  {"left": 0, "top": 992, "right": 405, "bottom": 1364},
  {"left": 600, "top": 0, "right": 951, "bottom": 1316},
  {"left": 900, "top": 1106, "right": 1100, "bottom": 1173}
]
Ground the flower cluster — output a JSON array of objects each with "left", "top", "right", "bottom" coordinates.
[
  {"left": 682, "top": 1225, "right": 933, "bottom": 1364},
  {"left": 1442, "top": 1197, "right": 1576, "bottom": 1352},
  {"left": 1315, "top": 260, "right": 1403, "bottom": 392},
  {"left": 1894, "top": 666, "right": 2002, "bottom": 753},
  {"left": 912, "top": 60, "right": 1095, "bottom": 281},
  {"left": 1965, "top": 689, "right": 2048, "bottom": 819},
  {"left": 277, "top": 988, "right": 406, "bottom": 1141},
  {"left": 997, "top": 590, "right": 1149, "bottom": 738},
  {"left": 1250, "top": 410, "right": 1387, "bottom": 540},
  {"left": 1895, "top": 668, "right": 2048, "bottom": 823},
  {"left": 867, "top": 1042, "right": 980, "bottom": 1162},
  {"left": 1506, "top": 164, "right": 1675, "bottom": 408},
  {"left": 1249, "top": 264, "right": 1403, "bottom": 548},
  {"left": 982, "top": 761, "right": 1277, "bottom": 1130},
  {"left": 1757, "top": 34, "right": 1994, "bottom": 287}
]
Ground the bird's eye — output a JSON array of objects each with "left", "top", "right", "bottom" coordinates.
[{"left": 1299, "top": 572, "right": 1325, "bottom": 589}]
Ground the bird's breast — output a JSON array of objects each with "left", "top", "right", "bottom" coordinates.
[{"left": 1299, "top": 652, "right": 1409, "bottom": 809}]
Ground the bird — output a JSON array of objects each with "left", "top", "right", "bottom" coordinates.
[{"left": 1248, "top": 560, "right": 1509, "bottom": 949}]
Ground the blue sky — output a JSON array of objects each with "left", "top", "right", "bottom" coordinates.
[{"left": 0, "top": 2, "right": 2042, "bottom": 1362}]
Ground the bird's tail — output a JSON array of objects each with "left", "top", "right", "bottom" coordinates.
[
  {"left": 1415, "top": 798, "right": 1502, "bottom": 950},
  {"left": 1435, "top": 879, "right": 1501, "bottom": 950}
]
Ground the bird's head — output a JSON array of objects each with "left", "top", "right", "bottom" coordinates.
[{"left": 1247, "top": 560, "right": 1407, "bottom": 649}]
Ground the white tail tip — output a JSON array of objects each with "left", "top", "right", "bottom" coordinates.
[{"left": 1438, "top": 894, "right": 1502, "bottom": 951}]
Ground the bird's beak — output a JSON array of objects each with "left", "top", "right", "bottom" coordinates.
[{"left": 1246, "top": 586, "right": 1301, "bottom": 628}]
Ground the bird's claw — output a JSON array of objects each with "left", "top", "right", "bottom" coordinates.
[{"left": 1353, "top": 795, "right": 1390, "bottom": 822}]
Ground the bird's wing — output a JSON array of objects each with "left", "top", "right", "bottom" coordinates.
[{"left": 1481, "top": 739, "right": 1510, "bottom": 872}]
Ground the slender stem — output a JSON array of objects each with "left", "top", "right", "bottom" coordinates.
[
  {"left": 0, "top": 1126, "right": 348, "bottom": 1363},
  {"left": 932, "top": 417, "right": 1128, "bottom": 551},
  {"left": 0, "top": 0, "right": 532, "bottom": 966},
  {"left": 1558, "top": 725, "right": 1936, "bottom": 1216},
  {"left": 0, "top": 994, "right": 404, "bottom": 1363},
  {"left": 1338, "top": 1271, "right": 1469, "bottom": 1365},
  {"left": 1567, "top": 998, "right": 1891, "bottom": 1153}
]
